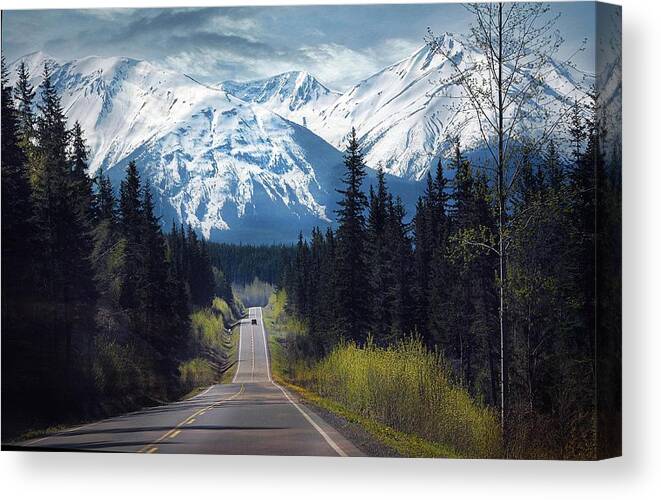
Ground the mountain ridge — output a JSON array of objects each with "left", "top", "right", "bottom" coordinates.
[{"left": 8, "top": 34, "right": 587, "bottom": 241}]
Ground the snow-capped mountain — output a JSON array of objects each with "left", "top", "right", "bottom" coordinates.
[
  {"left": 220, "top": 71, "right": 339, "bottom": 130},
  {"left": 7, "top": 34, "right": 588, "bottom": 241},
  {"left": 239, "top": 34, "right": 587, "bottom": 181},
  {"left": 9, "top": 52, "right": 344, "bottom": 242}
]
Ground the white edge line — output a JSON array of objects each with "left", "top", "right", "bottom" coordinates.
[
  {"left": 25, "top": 417, "right": 111, "bottom": 446},
  {"left": 257, "top": 307, "right": 345, "bottom": 457},
  {"left": 272, "top": 381, "right": 348, "bottom": 457}
]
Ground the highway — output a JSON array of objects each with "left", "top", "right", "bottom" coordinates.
[{"left": 18, "top": 307, "right": 361, "bottom": 456}]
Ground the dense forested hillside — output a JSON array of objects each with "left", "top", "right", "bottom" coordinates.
[
  {"left": 280, "top": 90, "right": 621, "bottom": 458},
  {"left": 208, "top": 243, "right": 294, "bottom": 286},
  {"left": 1, "top": 58, "right": 234, "bottom": 437}
]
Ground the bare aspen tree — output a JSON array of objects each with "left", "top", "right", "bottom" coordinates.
[{"left": 426, "top": 2, "right": 586, "bottom": 437}]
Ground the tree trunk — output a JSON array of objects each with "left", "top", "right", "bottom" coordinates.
[{"left": 497, "top": 1, "right": 506, "bottom": 439}]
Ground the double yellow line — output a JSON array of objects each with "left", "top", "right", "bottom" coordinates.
[{"left": 139, "top": 384, "right": 245, "bottom": 454}]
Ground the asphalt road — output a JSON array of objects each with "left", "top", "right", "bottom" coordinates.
[{"left": 17, "top": 307, "right": 362, "bottom": 456}]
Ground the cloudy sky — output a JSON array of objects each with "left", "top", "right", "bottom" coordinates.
[{"left": 2, "top": 3, "right": 595, "bottom": 90}]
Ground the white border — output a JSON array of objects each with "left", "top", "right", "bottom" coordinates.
[{"left": 3, "top": 2, "right": 661, "bottom": 500}]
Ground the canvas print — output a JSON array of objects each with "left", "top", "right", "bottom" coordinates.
[{"left": 1, "top": 2, "right": 621, "bottom": 459}]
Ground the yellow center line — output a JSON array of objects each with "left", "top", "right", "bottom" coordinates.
[
  {"left": 138, "top": 384, "right": 244, "bottom": 453},
  {"left": 170, "top": 430, "right": 181, "bottom": 438}
]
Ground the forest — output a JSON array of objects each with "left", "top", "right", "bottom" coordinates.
[
  {"left": 208, "top": 242, "right": 294, "bottom": 286},
  {"left": 1, "top": 58, "right": 234, "bottom": 438},
  {"left": 279, "top": 93, "right": 621, "bottom": 458},
  {"left": 273, "top": 3, "right": 621, "bottom": 459}
]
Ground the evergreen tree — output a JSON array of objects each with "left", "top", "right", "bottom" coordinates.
[
  {"left": 141, "top": 184, "right": 171, "bottom": 338},
  {"left": 70, "top": 121, "right": 95, "bottom": 221},
  {"left": 293, "top": 231, "right": 310, "bottom": 320},
  {"left": 334, "top": 128, "right": 370, "bottom": 342},
  {"left": 366, "top": 169, "right": 392, "bottom": 343},
  {"left": 31, "top": 61, "right": 96, "bottom": 388},
  {"left": 91, "top": 168, "right": 123, "bottom": 308},
  {"left": 385, "top": 195, "right": 414, "bottom": 340},
  {"left": 14, "top": 61, "right": 36, "bottom": 154},
  {"left": 412, "top": 195, "right": 431, "bottom": 339},
  {"left": 1, "top": 57, "right": 34, "bottom": 299},
  {"left": 118, "top": 161, "right": 145, "bottom": 327}
]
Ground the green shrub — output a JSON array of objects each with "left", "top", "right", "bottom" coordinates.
[
  {"left": 265, "top": 290, "right": 306, "bottom": 339},
  {"left": 288, "top": 337, "right": 502, "bottom": 458},
  {"left": 211, "top": 297, "right": 232, "bottom": 323},
  {"left": 190, "top": 308, "right": 224, "bottom": 351}
]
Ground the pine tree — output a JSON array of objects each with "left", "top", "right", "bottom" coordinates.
[
  {"left": 14, "top": 61, "right": 36, "bottom": 152},
  {"left": 293, "top": 231, "right": 310, "bottom": 320},
  {"left": 70, "top": 121, "right": 95, "bottom": 221},
  {"left": 416, "top": 158, "right": 451, "bottom": 344},
  {"left": 141, "top": 184, "right": 173, "bottom": 345},
  {"left": 308, "top": 227, "right": 325, "bottom": 352},
  {"left": 544, "top": 141, "right": 564, "bottom": 192},
  {"left": 569, "top": 99, "right": 586, "bottom": 164},
  {"left": 412, "top": 195, "right": 431, "bottom": 339},
  {"left": 431, "top": 158, "right": 450, "bottom": 243},
  {"left": 318, "top": 227, "right": 338, "bottom": 352},
  {"left": 91, "top": 168, "right": 123, "bottom": 307},
  {"left": 385, "top": 195, "right": 414, "bottom": 340},
  {"left": 118, "top": 161, "right": 145, "bottom": 327},
  {"left": 334, "top": 128, "right": 370, "bottom": 342},
  {"left": 29, "top": 62, "right": 74, "bottom": 387},
  {"left": 1, "top": 57, "right": 34, "bottom": 299},
  {"left": 366, "top": 169, "right": 392, "bottom": 343}
]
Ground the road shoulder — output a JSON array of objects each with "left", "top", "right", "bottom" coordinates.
[{"left": 275, "top": 377, "right": 402, "bottom": 458}]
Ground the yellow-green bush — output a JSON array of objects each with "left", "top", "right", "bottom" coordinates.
[
  {"left": 179, "top": 358, "right": 216, "bottom": 390},
  {"left": 211, "top": 297, "right": 232, "bottom": 322},
  {"left": 289, "top": 338, "right": 502, "bottom": 458},
  {"left": 265, "top": 290, "right": 306, "bottom": 338},
  {"left": 270, "top": 289, "right": 287, "bottom": 320},
  {"left": 190, "top": 308, "right": 224, "bottom": 351},
  {"left": 181, "top": 297, "right": 236, "bottom": 390}
]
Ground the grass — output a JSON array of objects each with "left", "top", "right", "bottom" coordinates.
[
  {"left": 263, "top": 291, "right": 502, "bottom": 459},
  {"left": 275, "top": 376, "right": 460, "bottom": 458}
]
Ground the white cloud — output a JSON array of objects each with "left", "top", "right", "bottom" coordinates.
[
  {"left": 297, "top": 43, "right": 383, "bottom": 90},
  {"left": 162, "top": 39, "right": 424, "bottom": 91}
]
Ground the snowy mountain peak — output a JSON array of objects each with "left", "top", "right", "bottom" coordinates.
[
  {"left": 6, "top": 39, "right": 588, "bottom": 241},
  {"left": 7, "top": 54, "right": 344, "bottom": 242},
  {"left": 220, "top": 71, "right": 339, "bottom": 129},
  {"left": 301, "top": 33, "right": 585, "bottom": 180},
  {"left": 222, "top": 70, "right": 335, "bottom": 105}
]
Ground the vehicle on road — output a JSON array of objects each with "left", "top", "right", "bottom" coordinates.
[{"left": 251, "top": 319, "right": 257, "bottom": 325}]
